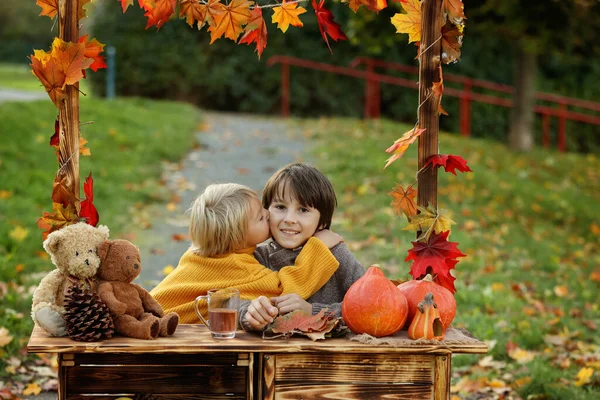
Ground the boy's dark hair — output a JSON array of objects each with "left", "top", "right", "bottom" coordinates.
[{"left": 262, "top": 163, "right": 337, "bottom": 229}]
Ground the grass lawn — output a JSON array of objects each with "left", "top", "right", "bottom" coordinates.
[
  {"left": 303, "top": 118, "right": 600, "bottom": 399},
  {"left": 0, "top": 96, "right": 201, "bottom": 387},
  {"left": 0, "top": 63, "right": 91, "bottom": 94}
]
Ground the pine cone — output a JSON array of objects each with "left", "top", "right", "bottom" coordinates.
[{"left": 64, "top": 283, "right": 114, "bottom": 342}]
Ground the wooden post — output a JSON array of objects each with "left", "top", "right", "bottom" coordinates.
[
  {"left": 417, "top": 0, "right": 443, "bottom": 208},
  {"left": 57, "top": 0, "right": 81, "bottom": 207}
]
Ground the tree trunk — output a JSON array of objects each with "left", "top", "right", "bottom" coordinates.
[{"left": 508, "top": 48, "right": 537, "bottom": 152}]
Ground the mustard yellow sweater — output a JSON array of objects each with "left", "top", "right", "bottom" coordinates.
[{"left": 150, "top": 237, "right": 339, "bottom": 324}]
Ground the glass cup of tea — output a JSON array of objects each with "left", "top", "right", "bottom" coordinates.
[{"left": 193, "top": 288, "right": 240, "bottom": 339}]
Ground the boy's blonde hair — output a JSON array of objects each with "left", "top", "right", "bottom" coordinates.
[{"left": 189, "top": 183, "right": 257, "bottom": 257}]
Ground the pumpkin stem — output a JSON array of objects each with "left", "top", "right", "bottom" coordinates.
[{"left": 417, "top": 292, "right": 436, "bottom": 313}]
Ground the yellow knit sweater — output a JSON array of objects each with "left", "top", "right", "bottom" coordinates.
[{"left": 150, "top": 237, "right": 339, "bottom": 324}]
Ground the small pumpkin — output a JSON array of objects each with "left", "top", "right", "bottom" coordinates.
[
  {"left": 408, "top": 292, "right": 444, "bottom": 340},
  {"left": 342, "top": 265, "right": 408, "bottom": 337},
  {"left": 397, "top": 274, "right": 456, "bottom": 329}
]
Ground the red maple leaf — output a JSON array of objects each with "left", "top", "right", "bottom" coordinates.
[
  {"left": 425, "top": 154, "right": 472, "bottom": 175},
  {"left": 78, "top": 35, "right": 108, "bottom": 72},
  {"left": 140, "top": 0, "right": 177, "bottom": 30},
  {"left": 50, "top": 119, "right": 59, "bottom": 148},
  {"left": 312, "top": 0, "right": 348, "bottom": 54},
  {"left": 238, "top": 8, "right": 268, "bottom": 59},
  {"left": 80, "top": 173, "right": 99, "bottom": 226},
  {"left": 405, "top": 231, "right": 465, "bottom": 293}
]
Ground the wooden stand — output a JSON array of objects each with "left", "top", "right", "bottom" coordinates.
[{"left": 28, "top": 324, "right": 486, "bottom": 399}]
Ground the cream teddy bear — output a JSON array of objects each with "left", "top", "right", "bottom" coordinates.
[{"left": 31, "top": 222, "right": 110, "bottom": 336}]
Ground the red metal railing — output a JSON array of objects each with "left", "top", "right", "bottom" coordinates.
[{"left": 267, "top": 55, "right": 600, "bottom": 152}]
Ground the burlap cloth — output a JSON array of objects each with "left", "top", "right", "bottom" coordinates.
[{"left": 348, "top": 327, "right": 480, "bottom": 347}]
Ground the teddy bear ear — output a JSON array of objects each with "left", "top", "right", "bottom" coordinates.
[
  {"left": 97, "top": 240, "right": 113, "bottom": 264},
  {"left": 43, "top": 230, "right": 64, "bottom": 256},
  {"left": 96, "top": 225, "right": 110, "bottom": 241}
]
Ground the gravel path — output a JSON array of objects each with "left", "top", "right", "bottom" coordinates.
[
  {"left": 136, "top": 111, "right": 306, "bottom": 289},
  {"left": 0, "top": 88, "right": 46, "bottom": 103}
]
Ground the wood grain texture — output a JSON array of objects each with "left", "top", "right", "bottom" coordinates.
[
  {"left": 417, "top": 0, "right": 443, "bottom": 208},
  {"left": 28, "top": 325, "right": 488, "bottom": 355},
  {"left": 275, "top": 354, "right": 434, "bottom": 384},
  {"left": 66, "top": 365, "right": 246, "bottom": 394},
  {"left": 66, "top": 395, "right": 246, "bottom": 400},
  {"left": 272, "top": 383, "right": 433, "bottom": 399},
  {"left": 58, "top": 0, "right": 80, "bottom": 206},
  {"left": 263, "top": 355, "right": 275, "bottom": 400},
  {"left": 434, "top": 355, "right": 451, "bottom": 400}
]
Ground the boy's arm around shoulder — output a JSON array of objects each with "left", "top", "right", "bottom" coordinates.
[{"left": 278, "top": 237, "right": 339, "bottom": 299}]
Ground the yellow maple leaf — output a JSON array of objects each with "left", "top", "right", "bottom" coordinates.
[
  {"left": 402, "top": 204, "right": 455, "bottom": 241},
  {"left": 0, "top": 327, "right": 13, "bottom": 347},
  {"left": 383, "top": 126, "right": 426, "bottom": 169},
  {"left": 22, "top": 383, "right": 42, "bottom": 396},
  {"left": 574, "top": 367, "right": 594, "bottom": 386},
  {"left": 272, "top": 1, "right": 307, "bottom": 33},
  {"left": 9, "top": 226, "right": 29, "bottom": 243},
  {"left": 208, "top": 0, "right": 252, "bottom": 43},
  {"left": 507, "top": 346, "right": 536, "bottom": 364},
  {"left": 51, "top": 38, "right": 93, "bottom": 86},
  {"left": 391, "top": 0, "right": 421, "bottom": 43},
  {"left": 80, "top": 137, "right": 91, "bottom": 156}
]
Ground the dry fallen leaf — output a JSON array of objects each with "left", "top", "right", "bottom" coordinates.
[{"left": 0, "top": 327, "right": 14, "bottom": 347}]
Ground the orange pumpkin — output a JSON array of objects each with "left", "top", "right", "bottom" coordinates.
[
  {"left": 342, "top": 265, "right": 408, "bottom": 337},
  {"left": 397, "top": 274, "right": 456, "bottom": 329},
  {"left": 408, "top": 292, "right": 444, "bottom": 340}
]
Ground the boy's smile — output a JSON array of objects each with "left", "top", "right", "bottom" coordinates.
[{"left": 268, "top": 193, "right": 321, "bottom": 249}]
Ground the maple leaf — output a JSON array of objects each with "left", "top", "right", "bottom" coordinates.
[
  {"left": 119, "top": 0, "right": 135, "bottom": 12},
  {"left": 267, "top": 309, "right": 340, "bottom": 340},
  {"left": 50, "top": 123, "right": 92, "bottom": 159},
  {"left": 37, "top": 203, "right": 80, "bottom": 240},
  {"left": 444, "top": 0, "right": 465, "bottom": 25},
  {"left": 36, "top": 0, "right": 92, "bottom": 20},
  {"left": 272, "top": 0, "right": 307, "bottom": 33},
  {"left": 80, "top": 173, "right": 99, "bottom": 226},
  {"left": 383, "top": 126, "right": 425, "bottom": 169},
  {"left": 180, "top": 0, "right": 224, "bottom": 29},
  {"left": 405, "top": 231, "right": 465, "bottom": 293},
  {"left": 239, "top": 8, "right": 268, "bottom": 59},
  {"left": 425, "top": 154, "right": 472, "bottom": 175},
  {"left": 51, "top": 178, "right": 78, "bottom": 209},
  {"left": 78, "top": 35, "right": 108, "bottom": 72},
  {"left": 142, "top": 0, "right": 177, "bottom": 30},
  {"left": 391, "top": 0, "right": 421, "bottom": 44},
  {"left": 389, "top": 184, "right": 417, "bottom": 218},
  {"left": 403, "top": 204, "right": 456, "bottom": 241},
  {"left": 30, "top": 50, "right": 67, "bottom": 107},
  {"left": 50, "top": 119, "right": 59, "bottom": 147},
  {"left": 51, "top": 38, "right": 93, "bottom": 86},
  {"left": 208, "top": 0, "right": 253, "bottom": 43},
  {"left": 432, "top": 66, "right": 448, "bottom": 116},
  {"left": 344, "top": 0, "right": 386, "bottom": 13},
  {"left": 312, "top": 0, "right": 348, "bottom": 54},
  {"left": 0, "top": 327, "right": 13, "bottom": 347},
  {"left": 441, "top": 21, "right": 462, "bottom": 64}
]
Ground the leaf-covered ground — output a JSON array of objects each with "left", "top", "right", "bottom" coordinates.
[
  {"left": 302, "top": 117, "right": 600, "bottom": 399},
  {"left": 0, "top": 97, "right": 201, "bottom": 397}
]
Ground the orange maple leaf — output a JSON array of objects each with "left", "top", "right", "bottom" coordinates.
[
  {"left": 391, "top": 0, "right": 421, "bottom": 43},
  {"left": 51, "top": 178, "right": 78, "bottom": 210},
  {"left": 432, "top": 66, "right": 448, "bottom": 116},
  {"left": 389, "top": 184, "right": 418, "bottom": 218},
  {"left": 78, "top": 35, "right": 107, "bottom": 72},
  {"left": 141, "top": 0, "right": 177, "bottom": 30},
  {"left": 36, "top": 0, "right": 92, "bottom": 20},
  {"left": 37, "top": 203, "right": 80, "bottom": 241},
  {"left": 30, "top": 51, "right": 67, "bottom": 107},
  {"left": 239, "top": 8, "right": 268, "bottom": 59},
  {"left": 444, "top": 0, "right": 465, "bottom": 24},
  {"left": 272, "top": 0, "right": 307, "bottom": 33},
  {"left": 344, "top": 0, "right": 386, "bottom": 13},
  {"left": 208, "top": 0, "right": 253, "bottom": 43},
  {"left": 441, "top": 21, "right": 462, "bottom": 64},
  {"left": 51, "top": 38, "right": 93, "bottom": 86},
  {"left": 384, "top": 126, "right": 426, "bottom": 169},
  {"left": 180, "top": 0, "right": 224, "bottom": 29},
  {"left": 119, "top": 0, "right": 135, "bottom": 12}
]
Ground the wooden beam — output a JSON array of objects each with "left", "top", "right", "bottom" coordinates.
[
  {"left": 57, "top": 0, "right": 81, "bottom": 208},
  {"left": 417, "top": 0, "right": 443, "bottom": 208}
]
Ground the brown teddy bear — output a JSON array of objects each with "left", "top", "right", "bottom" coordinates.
[{"left": 96, "top": 239, "right": 179, "bottom": 340}]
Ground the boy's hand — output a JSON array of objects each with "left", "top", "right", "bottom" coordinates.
[
  {"left": 244, "top": 296, "right": 278, "bottom": 330},
  {"left": 313, "top": 229, "right": 343, "bottom": 248},
  {"left": 271, "top": 294, "right": 312, "bottom": 315}
]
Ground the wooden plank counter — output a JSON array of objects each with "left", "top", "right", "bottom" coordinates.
[{"left": 28, "top": 324, "right": 487, "bottom": 399}]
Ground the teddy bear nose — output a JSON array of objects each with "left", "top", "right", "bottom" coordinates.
[
  {"left": 85, "top": 259, "right": 89, "bottom": 266},
  {"left": 134, "top": 263, "right": 139, "bottom": 270}
]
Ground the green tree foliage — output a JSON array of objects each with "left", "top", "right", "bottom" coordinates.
[{"left": 0, "top": 2, "right": 54, "bottom": 62}]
